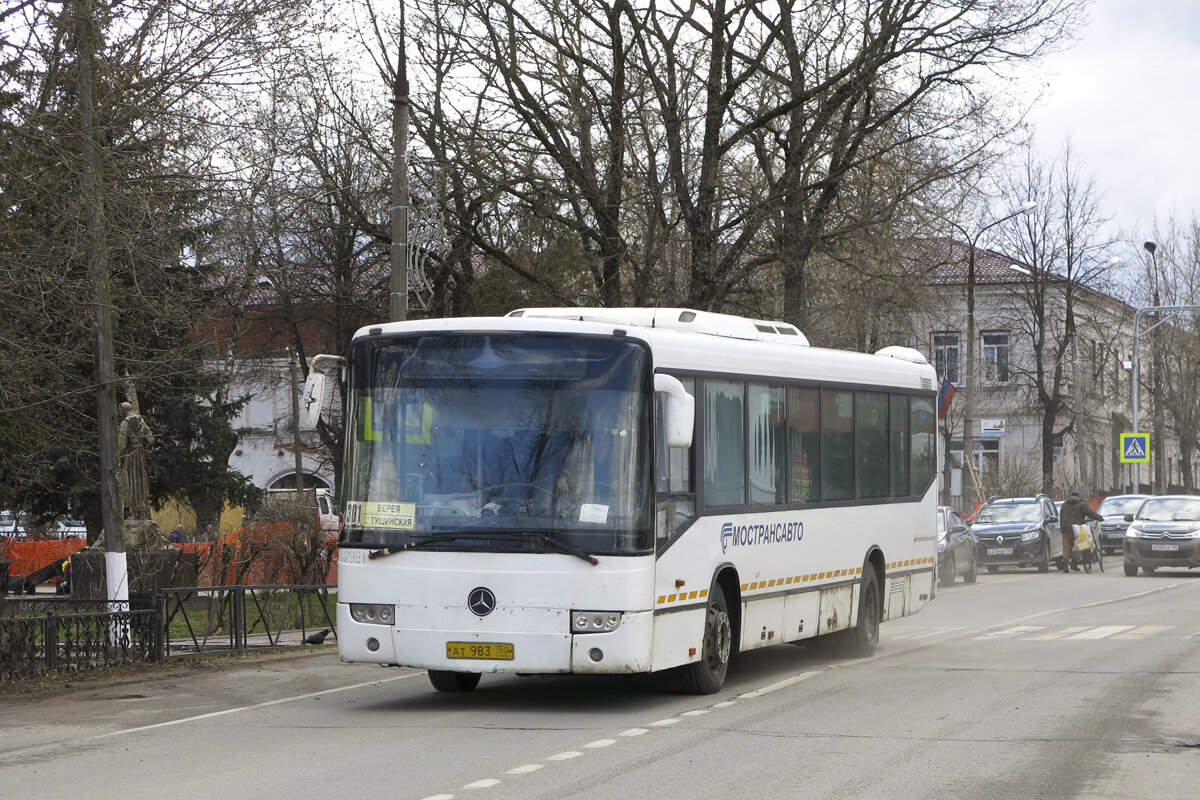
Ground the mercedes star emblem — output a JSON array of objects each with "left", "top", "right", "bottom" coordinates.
[{"left": 468, "top": 587, "right": 496, "bottom": 617}]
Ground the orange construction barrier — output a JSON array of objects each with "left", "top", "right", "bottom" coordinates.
[
  {"left": 1, "top": 538, "right": 87, "bottom": 578},
  {"left": 178, "top": 524, "right": 338, "bottom": 587}
]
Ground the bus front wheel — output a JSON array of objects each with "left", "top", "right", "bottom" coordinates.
[
  {"left": 678, "top": 584, "right": 732, "bottom": 695},
  {"left": 428, "top": 669, "right": 481, "bottom": 692}
]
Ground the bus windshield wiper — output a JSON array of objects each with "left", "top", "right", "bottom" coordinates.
[
  {"left": 368, "top": 531, "right": 470, "bottom": 559},
  {"left": 536, "top": 532, "right": 599, "bottom": 565}
]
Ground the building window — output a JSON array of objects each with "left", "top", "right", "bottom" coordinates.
[
  {"left": 932, "top": 332, "right": 961, "bottom": 384},
  {"left": 975, "top": 439, "right": 1000, "bottom": 481},
  {"left": 981, "top": 331, "right": 1010, "bottom": 384}
]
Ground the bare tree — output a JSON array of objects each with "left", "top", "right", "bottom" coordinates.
[{"left": 997, "top": 141, "right": 1118, "bottom": 495}]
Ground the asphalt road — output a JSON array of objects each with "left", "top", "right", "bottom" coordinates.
[{"left": 4, "top": 565, "right": 1200, "bottom": 800}]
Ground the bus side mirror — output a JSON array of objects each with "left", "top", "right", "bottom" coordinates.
[
  {"left": 654, "top": 373, "right": 694, "bottom": 449},
  {"left": 298, "top": 371, "right": 327, "bottom": 431},
  {"left": 298, "top": 354, "right": 345, "bottom": 431}
]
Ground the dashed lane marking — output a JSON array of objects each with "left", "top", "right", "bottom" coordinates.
[{"left": 506, "top": 765, "right": 544, "bottom": 775}]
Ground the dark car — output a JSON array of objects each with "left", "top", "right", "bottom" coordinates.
[
  {"left": 1122, "top": 495, "right": 1200, "bottom": 576},
  {"left": 972, "top": 494, "right": 1062, "bottom": 573},
  {"left": 1096, "top": 495, "right": 1151, "bottom": 554},
  {"left": 937, "top": 506, "right": 977, "bottom": 586}
]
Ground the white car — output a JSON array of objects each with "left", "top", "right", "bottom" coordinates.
[{"left": 1123, "top": 495, "right": 1200, "bottom": 576}]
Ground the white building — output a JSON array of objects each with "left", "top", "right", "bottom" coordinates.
[{"left": 903, "top": 237, "right": 1174, "bottom": 509}]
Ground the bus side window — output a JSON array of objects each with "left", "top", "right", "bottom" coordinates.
[
  {"left": 788, "top": 386, "right": 820, "bottom": 502},
  {"left": 656, "top": 377, "right": 694, "bottom": 546}
]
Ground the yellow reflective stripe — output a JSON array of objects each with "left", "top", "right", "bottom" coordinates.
[{"left": 363, "top": 397, "right": 381, "bottom": 441}]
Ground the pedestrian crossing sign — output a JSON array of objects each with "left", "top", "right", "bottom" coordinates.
[{"left": 1120, "top": 433, "right": 1150, "bottom": 463}]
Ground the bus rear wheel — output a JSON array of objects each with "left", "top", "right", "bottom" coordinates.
[
  {"left": 826, "top": 566, "right": 880, "bottom": 659},
  {"left": 678, "top": 584, "right": 732, "bottom": 695},
  {"left": 428, "top": 669, "right": 481, "bottom": 692}
]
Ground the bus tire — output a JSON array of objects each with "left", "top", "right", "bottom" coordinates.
[
  {"left": 826, "top": 566, "right": 880, "bottom": 659},
  {"left": 428, "top": 669, "right": 481, "bottom": 692},
  {"left": 678, "top": 584, "right": 732, "bottom": 694}
]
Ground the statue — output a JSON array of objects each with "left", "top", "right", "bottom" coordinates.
[{"left": 119, "top": 400, "right": 154, "bottom": 521}]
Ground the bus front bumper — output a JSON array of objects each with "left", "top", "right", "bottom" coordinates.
[{"left": 336, "top": 603, "right": 654, "bottom": 675}]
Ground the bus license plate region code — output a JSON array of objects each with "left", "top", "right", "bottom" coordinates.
[{"left": 447, "top": 641, "right": 515, "bottom": 660}]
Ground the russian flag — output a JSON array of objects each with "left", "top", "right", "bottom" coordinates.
[{"left": 937, "top": 378, "right": 956, "bottom": 419}]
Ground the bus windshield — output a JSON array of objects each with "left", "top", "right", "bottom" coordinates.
[{"left": 341, "top": 333, "right": 654, "bottom": 555}]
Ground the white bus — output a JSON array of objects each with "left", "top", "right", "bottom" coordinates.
[{"left": 320, "top": 307, "right": 938, "bottom": 693}]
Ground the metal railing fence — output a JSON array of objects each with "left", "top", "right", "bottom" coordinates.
[
  {"left": 161, "top": 584, "right": 336, "bottom": 658},
  {"left": 0, "top": 599, "right": 161, "bottom": 681},
  {"left": 0, "top": 584, "right": 335, "bottom": 680}
]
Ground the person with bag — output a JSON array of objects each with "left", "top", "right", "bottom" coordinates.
[{"left": 1059, "top": 490, "right": 1103, "bottom": 573}]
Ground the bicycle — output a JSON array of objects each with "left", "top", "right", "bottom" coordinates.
[{"left": 1076, "top": 522, "right": 1103, "bottom": 573}]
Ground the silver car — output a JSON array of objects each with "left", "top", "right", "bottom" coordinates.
[
  {"left": 1096, "top": 495, "right": 1150, "bottom": 554},
  {"left": 1123, "top": 495, "right": 1200, "bottom": 576}
]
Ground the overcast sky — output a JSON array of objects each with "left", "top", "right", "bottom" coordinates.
[{"left": 1026, "top": 0, "right": 1200, "bottom": 238}]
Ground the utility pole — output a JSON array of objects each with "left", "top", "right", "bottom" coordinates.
[
  {"left": 1145, "top": 242, "right": 1166, "bottom": 493},
  {"left": 288, "top": 348, "right": 305, "bottom": 492},
  {"left": 389, "top": 2, "right": 410, "bottom": 323}
]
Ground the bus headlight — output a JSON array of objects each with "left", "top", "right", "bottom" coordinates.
[
  {"left": 572, "top": 611, "right": 622, "bottom": 633},
  {"left": 350, "top": 603, "right": 395, "bottom": 625}
]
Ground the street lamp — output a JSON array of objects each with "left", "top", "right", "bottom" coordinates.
[
  {"left": 1130, "top": 241, "right": 1200, "bottom": 494},
  {"left": 953, "top": 200, "right": 1037, "bottom": 506}
]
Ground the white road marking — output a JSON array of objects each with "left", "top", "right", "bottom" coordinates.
[
  {"left": 547, "top": 751, "right": 583, "bottom": 761},
  {"left": 738, "top": 671, "right": 820, "bottom": 698},
  {"left": 464, "top": 779, "right": 501, "bottom": 789},
  {"left": 506, "top": 764, "right": 544, "bottom": 775},
  {"left": 649, "top": 717, "right": 679, "bottom": 727},
  {"left": 1116, "top": 625, "right": 1173, "bottom": 639},
  {"left": 94, "top": 671, "right": 422, "bottom": 738},
  {"left": 973, "top": 625, "right": 1046, "bottom": 640},
  {"left": 1067, "top": 625, "right": 1136, "bottom": 639},
  {"left": 1029, "top": 626, "right": 1089, "bottom": 640},
  {"left": 620, "top": 728, "right": 649, "bottom": 736},
  {"left": 907, "top": 626, "right": 966, "bottom": 640},
  {"left": 584, "top": 739, "right": 616, "bottom": 748}
]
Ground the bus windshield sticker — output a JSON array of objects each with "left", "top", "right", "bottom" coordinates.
[
  {"left": 579, "top": 504, "right": 609, "bottom": 524},
  {"left": 361, "top": 501, "right": 416, "bottom": 530}
]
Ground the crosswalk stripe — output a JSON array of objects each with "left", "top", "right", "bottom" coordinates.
[
  {"left": 1066, "top": 625, "right": 1136, "bottom": 639},
  {"left": 1030, "top": 626, "right": 1090, "bottom": 640},
  {"left": 1116, "top": 625, "right": 1173, "bottom": 639},
  {"left": 973, "top": 625, "right": 1046, "bottom": 640}
]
